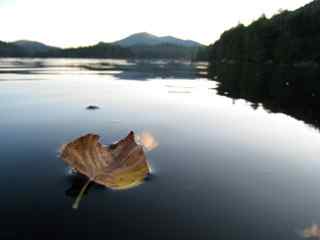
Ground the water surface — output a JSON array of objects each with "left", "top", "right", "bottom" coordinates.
[{"left": 0, "top": 59, "right": 320, "bottom": 240}]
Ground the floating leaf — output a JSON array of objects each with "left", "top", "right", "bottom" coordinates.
[
  {"left": 60, "top": 131, "right": 151, "bottom": 209},
  {"left": 303, "top": 224, "right": 320, "bottom": 238}
]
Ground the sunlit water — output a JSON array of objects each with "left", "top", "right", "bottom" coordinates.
[{"left": 1, "top": 58, "right": 320, "bottom": 240}]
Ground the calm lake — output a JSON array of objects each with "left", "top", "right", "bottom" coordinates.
[{"left": 1, "top": 58, "right": 320, "bottom": 240}]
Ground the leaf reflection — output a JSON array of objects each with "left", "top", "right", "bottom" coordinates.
[{"left": 303, "top": 224, "right": 320, "bottom": 238}]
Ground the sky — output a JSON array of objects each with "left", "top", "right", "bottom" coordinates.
[{"left": 0, "top": 0, "right": 312, "bottom": 47}]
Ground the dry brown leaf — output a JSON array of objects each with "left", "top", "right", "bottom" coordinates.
[
  {"left": 303, "top": 224, "right": 320, "bottom": 238},
  {"left": 60, "top": 131, "right": 151, "bottom": 209}
]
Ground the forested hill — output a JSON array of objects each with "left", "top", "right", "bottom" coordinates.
[
  {"left": 0, "top": 33, "right": 206, "bottom": 60},
  {"left": 0, "top": 41, "right": 204, "bottom": 60},
  {"left": 0, "top": 41, "right": 25, "bottom": 57},
  {"left": 209, "top": 0, "right": 320, "bottom": 64}
]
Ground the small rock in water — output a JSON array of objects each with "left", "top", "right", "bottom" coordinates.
[{"left": 86, "top": 105, "right": 100, "bottom": 110}]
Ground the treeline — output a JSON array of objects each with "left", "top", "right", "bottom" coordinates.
[
  {"left": 209, "top": 0, "right": 320, "bottom": 64},
  {"left": 129, "top": 44, "right": 195, "bottom": 59},
  {"left": 0, "top": 41, "right": 206, "bottom": 60},
  {"left": 0, "top": 41, "right": 26, "bottom": 57},
  {"left": 46, "top": 42, "right": 132, "bottom": 58}
]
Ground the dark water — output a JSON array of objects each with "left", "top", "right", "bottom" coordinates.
[{"left": 1, "top": 58, "right": 320, "bottom": 240}]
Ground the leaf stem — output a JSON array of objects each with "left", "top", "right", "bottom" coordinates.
[{"left": 72, "top": 179, "right": 91, "bottom": 210}]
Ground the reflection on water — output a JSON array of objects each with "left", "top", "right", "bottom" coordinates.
[
  {"left": 1, "top": 58, "right": 320, "bottom": 239},
  {"left": 303, "top": 224, "right": 320, "bottom": 238},
  {"left": 0, "top": 58, "right": 205, "bottom": 80},
  {"left": 209, "top": 63, "right": 320, "bottom": 129},
  {"left": 135, "top": 131, "right": 159, "bottom": 152}
]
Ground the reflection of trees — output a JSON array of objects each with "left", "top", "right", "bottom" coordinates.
[
  {"left": 84, "top": 61, "right": 202, "bottom": 80},
  {"left": 209, "top": 63, "right": 320, "bottom": 129}
]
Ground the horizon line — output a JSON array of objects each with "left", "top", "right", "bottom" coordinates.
[{"left": 3, "top": 32, "right": 207, "bottom": 49}]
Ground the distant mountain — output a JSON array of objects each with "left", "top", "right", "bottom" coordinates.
[
  {"left": 0, "top": 34, "right": 204, "bottom": 60},
  {"left": 0, "top": 41, "right": 24, "bottom": 57},
  {"left": 53, "top": 42, "right": 132, "bottom": 59},
  {"left": 115, "top": 32, "right": 202, "bottom": 47},
  {"left": 12, "top": 40, "right": 60, "bottom": 55},
  {"left": 209, "top": 0, "right": 320, "bottom": 64},
  {"left": 126, "top": 43, "right": 199, "bottom": 59}
]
